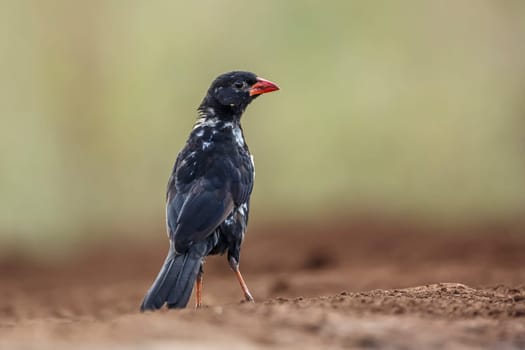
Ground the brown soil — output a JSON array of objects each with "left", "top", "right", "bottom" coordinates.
[{"left": 1, "top": 219, "right": 525, "bottom": 349}]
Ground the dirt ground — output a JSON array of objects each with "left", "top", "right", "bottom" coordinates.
[{"left": 1, "top": 218, "right": 525, "bottom": 349}]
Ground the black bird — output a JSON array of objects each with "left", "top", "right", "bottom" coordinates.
[{"left": 140, "top": 71, "right": 279, "bottom": 311}]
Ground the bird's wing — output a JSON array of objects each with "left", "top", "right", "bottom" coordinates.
[
  {"left": 167, "top": 177, "right": 234, "bottom": 253},
  {"left": 166, "top": 152, "right": 184, "bottom": 203},
  {"left": 231, "top": 154, "right": 254, "bottom": 206}
]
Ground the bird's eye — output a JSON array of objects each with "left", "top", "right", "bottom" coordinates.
[{"left": 233, "top": 81, "right": 246, "bottom": 89}]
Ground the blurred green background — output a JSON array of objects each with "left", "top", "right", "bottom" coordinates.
[{"left": 1, "top": 1, "right": 525, "bottom": 254}]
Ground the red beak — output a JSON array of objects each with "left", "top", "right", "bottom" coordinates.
[{"left": 249, "top": 77, "right": 280, "bottom": 96}]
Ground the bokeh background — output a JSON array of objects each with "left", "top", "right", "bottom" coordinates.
[{"left": 2, "top": 0, "right": 525, "bottom": 258}]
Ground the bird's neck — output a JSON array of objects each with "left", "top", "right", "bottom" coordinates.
[
  {"left": 192, "top": 106, "right": 247, "bottom": 150},
  {"left": 193, "top": 105, "right": 242, "bottom": 131},
  {"left": 197, "top": 95, "right": 245, "bottom": 122}
]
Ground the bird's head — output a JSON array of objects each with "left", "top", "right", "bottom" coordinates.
[{"left": 199, "top": 71, "right": 279, "bottom": 119}]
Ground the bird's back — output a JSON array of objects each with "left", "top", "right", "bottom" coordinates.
[{"left": 166, "top": 118, "right": 254, "bottom": 253}]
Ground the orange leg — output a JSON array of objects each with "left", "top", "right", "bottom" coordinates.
[
  {"left": 229, "top": 257, "right": 254, "bottom": 302},
  {"left": 234, "top": 269, "right": 254, "bottom": 302},
  {"left": 195, "top": 263, "right": 204, "bottom": 308}
]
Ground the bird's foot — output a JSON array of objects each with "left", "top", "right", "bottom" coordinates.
[
  {"left": 243, "top": 287, "right": 254, "bottom": 302},
  {"left": 243, "top": 293, "right": 255, "bottom": 303}
]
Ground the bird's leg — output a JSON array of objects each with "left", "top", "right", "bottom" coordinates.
[
  {"left": 195, "top": 261, "right": 204, "bottom": 308},
  {"left": 228, "top": 257, "right": 254, "bottom": 302}
]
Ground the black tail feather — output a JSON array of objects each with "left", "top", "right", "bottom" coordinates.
[
  {"left": 140, "top": 246, "right": 202, "bottom": 311},
  {"left": 166, "top": 251, "right": 202, "bottom": 308}
]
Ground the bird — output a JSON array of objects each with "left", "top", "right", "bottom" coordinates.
[{"left": 140, "top": 71, "right": 279, "bottom": 311}]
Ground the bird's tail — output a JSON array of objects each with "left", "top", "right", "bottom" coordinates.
[{"left": 140, "top": 245, "right": 202, "bottom": 311}]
